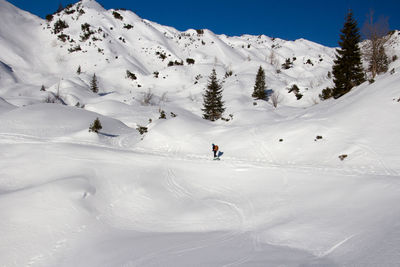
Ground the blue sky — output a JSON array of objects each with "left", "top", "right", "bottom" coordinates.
[{"left": 6, "top": 0, "right": 400, "bottom": 47}]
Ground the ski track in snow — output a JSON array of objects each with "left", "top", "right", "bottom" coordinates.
[
  {"left": 0, "top": 131, "right": 399, "bottom": 179},
  {"left": 1, "top": 123, "right": 400, "bottom": 266},
  {"left": 1, "top": 1, "right": 400, "bottom": 265},
  {"left": 319, "top": 234, "right": 356, "bottom": 257}
]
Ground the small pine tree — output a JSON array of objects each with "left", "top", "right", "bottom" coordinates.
[
  {"left": 40, "top": 85, "right": 46, "bottom": 91},
  {"left": 89, "top": 117, "right": 102, "bottom": 133},
  {"left": 319, "top": 87, "right": 334, "bottom": 100},
  {"left": 159, "top": 109, "right": 166, "bottom": 119},
  {"left": 202, "top": 69, "right": 225, "bottom": 121},
  {"left": 252, "top": 66, "right": 267, "bottom": 100},
  {"left": 332, "top": 10, "right": 365, "bottom": 99},
  {"left": 126, "top": 70, "right": 137, "bottom": 80},
  {"left": 77, "top": 65, "right": 81, "bottom": 75},
  {"left": 90, "top": 73, "right": 99, "bottom": 93}
]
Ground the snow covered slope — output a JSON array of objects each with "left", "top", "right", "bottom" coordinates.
[
  {"left": 0, "top": 0, "right": 339, "bottom": 108},
  {"left": 1, "top": 0, "right": 400, "bottom": 266}
]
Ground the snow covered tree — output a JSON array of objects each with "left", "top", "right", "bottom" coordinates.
[
  {"left": 89, "top": 118, "right": 102, "bottom": 133},
  {"left": 202, "top": 69, "right": 225, "bottom": 121},
  {"left": 90, "top": 73, "right": 99, "bottom": 93},
  {"left": 252, "top": 66, "right": 267, "bottom": 100},
  {"left": 332, "top": 10, "right": 365, "bottom": 99}
]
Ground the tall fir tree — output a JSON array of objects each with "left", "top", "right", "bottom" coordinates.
[
  {"left": 332, "top": 10, "right": 365, "bottom": 99},
  {"left": 202, "top": 69, "right": 225, "bottom": 121},
  {"left": 252, "top": 66, "right": 267, "bottom": 100},
  {"left": 90, "top": 73, "right": 99, "bottom": 93}
]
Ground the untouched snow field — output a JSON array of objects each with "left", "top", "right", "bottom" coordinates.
[{"left": 1, "top": 0, "right": 400, "bottom": 266}]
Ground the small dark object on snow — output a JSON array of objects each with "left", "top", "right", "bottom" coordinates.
[
  {"left": 89, "top": 117, "right": 102, "bottom": 133},
  {"left": 315, "top": 135, "right": 323, "bottom": 141},
  {"left": 339, "top": 154, "right": 348, "bottom": 161},
  {"left": 137, "top": 125, "right": 148, "bottom": 135}
]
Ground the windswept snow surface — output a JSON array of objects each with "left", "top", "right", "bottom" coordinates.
[{"left": 1, "top": 0, "right": 400, "bottom": 266}]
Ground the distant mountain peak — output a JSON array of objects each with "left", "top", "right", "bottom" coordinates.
[{"left": 79, "top": 0, "right": 106, "bottom": 12}]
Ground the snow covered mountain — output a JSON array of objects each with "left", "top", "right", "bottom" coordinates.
[
  {"left": 0, "top": 0, "right": 339, "bottom": 107},
  {"left": 1, "top": 0, "right": 400, "bottom": 266}
]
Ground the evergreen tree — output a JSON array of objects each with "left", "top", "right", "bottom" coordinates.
[
  {"left": 332, "top": 10, "right": 365, "bottom": 99},
  {"left": 252, "top": 66, "right": 267, "bottom": 100},
  {"left": 90, "top": 73, "right": 99, "bottom": 93},
  {"left": 77, "top": 65, "right": 81, "bottom": 75},
  {"left": 202, "top": 69, "right": 225, "bottom": 121},
  {"left": 89, "top": 117, "right": 102, "bottom": 133}
]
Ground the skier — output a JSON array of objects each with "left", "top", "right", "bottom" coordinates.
[{"left": 212, "top": 143, "right": 219, "bottom": 159}]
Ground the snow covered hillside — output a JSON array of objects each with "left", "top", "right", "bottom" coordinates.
[{"left": 1, "top": 0, "right": 400, "bottom": 266}]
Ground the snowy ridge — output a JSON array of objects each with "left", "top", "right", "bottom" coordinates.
[{"left": 1, "top": 0, "right": 400, "bottom": 266}]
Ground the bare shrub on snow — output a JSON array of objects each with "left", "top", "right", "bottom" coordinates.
[
  {"left": 141, "top": 89, "right": 154, "bottom": 105},
  {"left": 159, "top": 92, "right": 168, "bottom": 104},
  {"left": 271, "top": 91, "right": 282, "bottom": 108}
]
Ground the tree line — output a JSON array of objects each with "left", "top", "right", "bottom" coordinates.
[
  {"left": 202, "top": 9, "right": 392, "bottom": 121},
  {"left": 81, "top": 9, "right": 392, "bottom": 125}
]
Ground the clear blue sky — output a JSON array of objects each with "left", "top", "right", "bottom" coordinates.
[{"left": 6, "top": 0, "right": 400, "bottom": 47}]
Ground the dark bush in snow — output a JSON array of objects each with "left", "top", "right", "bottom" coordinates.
[
  {"left": 126, "top": 70, "right": 137, "bottom": 80},
  {"left": 319, "top": 87, "right": 333, "bottom": 100},
  {"left": 282, "top": 58, "right": 293, "bottom": 69},
  {"left": 305, "top": 59, "right": 314, "bottom": 66},
  {"left": 58, "top": 33, "right": 69, "bottom": 42},
  {"left": 68, "top": 45, "right": 82, "bottom": 53},
  {"left": 53, "top": 19, "right": 69, "bottom": 34},
  {"left": 137, "top": 125, "right": 148, "bottom": 135},
  {"left": 159, "top": 109, "right": 166, "bottom": 119},
  {"left": 89, "top": 118, "right": 102, "bottom": 133},
  {"left": 112, "top": 11, "right": 123, "bottom": 20},
  {"left": 46, "top": 14, "right": 54, "bottom": 22},
  {"left": 123, "top": 24, "right": 133, "bottom": 29},
  {"left": 186, "top": 58, "right": 195, "bottom": 65},
  {"left": 288, "top": 84, "right": 302, "bottom": 100}
]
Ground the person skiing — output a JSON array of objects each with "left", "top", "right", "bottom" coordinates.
[{"left": 212, "top": 143, "right": 219, "bottom": 159}]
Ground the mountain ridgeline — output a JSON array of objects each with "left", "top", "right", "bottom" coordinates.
[{"left": 0, "top": 0, "right": 399, "bottom": 111}]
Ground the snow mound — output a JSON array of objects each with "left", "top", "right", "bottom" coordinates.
[
  {"left": 0, "top": 103, "right": 132, "bottom": 138},
  {"left": 0, "top": 96, "right": 16, "bottom": 113},
  {"left": 0, "top": 61, "right": 17, "bottom": 86}
]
